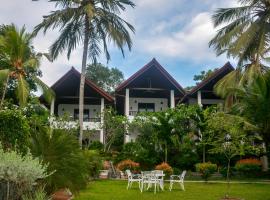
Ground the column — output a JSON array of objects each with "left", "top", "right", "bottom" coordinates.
[
  {"left": 124, "top": 89, "right": 130, "bottom": 143},
  {"left": 50, "top": 98, "right": 55, "bottom": 116},
  {"left": 170, "top": 90, "right": 175, "bottom": 108},
  {"left": 100, "top": 98, "right": 104, "bottom": 144},
  {"left": 125, "top": 88, "right": 130, "bottom": 116},
  {"left": 197, "top": 90, "right": 202, "bottom": 107}
]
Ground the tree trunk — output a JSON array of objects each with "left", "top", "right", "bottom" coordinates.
[
  {"left": 225, "top": 158, "right": 231, "bottom": 198},
  {"left": 261, "top": 142, "right": 269, "bottom": 171},
  {"left": 203, "top": 144, "right": 206, "bottom": 163},
  {"left": 78, "top": 15, "right": 90, "bottom": 148},
  {"left": 165, "top": 142, "right": 168, "bottom": 163},
  {"left": 0, "top": 75, "right": 9, "bottom": 109}
]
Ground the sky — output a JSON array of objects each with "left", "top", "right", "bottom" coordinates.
[{"left": 0, "top": 0, "right": 239, "bottom": 88}]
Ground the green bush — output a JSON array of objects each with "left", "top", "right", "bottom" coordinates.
[
  {"left": 30, "top": 128, "right": 88, "bottom": 193},
  {"left": 195, "top": 162, "right": 217, "bottom": 182},
  {"left": 0, "top": 144, "right": 49, "bottom": 200},
  {"left": 0, "top": 109, "right": 30, "bottom": 153},
  {"left": 89, "top": 141, "right": 104, "bottom": 151},
  {"left": 235, "top": 159, "right": 262, "bottom": 177},
  {"left": 84, "top": 150, "right": 103, "bottom": 179},
  {"left": 22, "top": 187, "right": 50, "bottom": 200}
]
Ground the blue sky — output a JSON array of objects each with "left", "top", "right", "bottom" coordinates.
[{"left": 0, "top": 0, "right": 238, "bottom": 88}]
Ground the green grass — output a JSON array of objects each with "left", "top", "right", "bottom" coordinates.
[{"left": 75, "top": 180, "right": 270, "bottom": 200}]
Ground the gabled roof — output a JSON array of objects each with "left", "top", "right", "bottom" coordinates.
[
  {"left": 116, "top": 58, "right": 186, "bottom": 95},
  {"left": 180, "top": 62, "right": 234, "bottom": 102},
  {"left": 51, "top": 67, "right": 114, "bottom": 102}
]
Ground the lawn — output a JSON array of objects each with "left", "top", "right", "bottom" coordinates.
[{"left": 74, "top": 180, "right": 270, "bottom": 200}]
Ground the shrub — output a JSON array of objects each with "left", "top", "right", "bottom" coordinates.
[
  {"left": 89, "top": 141, "right": 104, "bottom": 151},
  {"left": 155, "top": 162, "right": 173, "bottom": 177},
  {"left": 30, "top": 129, "right": 88, "bottom": 193},
  {"left": 235, "top": 158, "right": 262, "bottom": 177},
  {"left": 195, "top": 162, "right": 217, "bottom": 182},
  {"left": 0, "top": 144, "right": 49, "bottom": 200},
  {"left": 22, "top": 187, "right": 50, "bottom": 200},
  {"left": 117, "top": 159, "right": 140, "bottom": 172},
  {"left": 0, "top": 108, "right": 30, "bottom": 153},
  {"left": 84, "top": 150, "right": 103, "bottom": 179}
]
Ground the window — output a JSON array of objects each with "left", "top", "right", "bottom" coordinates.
[
  {"left": 74, "top": 109, "right": 89, "bottom": 121},
  {"left": 138, "top": 103, "right": 155, "bottom": 112}
]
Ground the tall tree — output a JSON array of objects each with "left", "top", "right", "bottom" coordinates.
[
  {"left": 0, "top": 24, "right": 53, "bottom": 108},
  {"left": 86, "top": 63, "right": 124, "bottom": 93},
  {"left": 209, "top": 0, "right": 270, "bottom": 106},
  {"left": 34, "top": 0, "right": 135, "bottom": 147}
]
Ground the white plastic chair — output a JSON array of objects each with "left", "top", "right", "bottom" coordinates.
[
  {"left": 169, "top": 170, "right": 186, "bottom": 191},
  {"left": 140, "top": 171, "right": 164, "bottom": 194},
  {"left": 126, "top": 169, "right": 141, "bottom": 190}
]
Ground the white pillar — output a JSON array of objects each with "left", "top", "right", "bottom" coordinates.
[
  {"left": 50, "top": 98, "right": 55, "bottom": 116},
  {"left": 170, "top": 90, "right": 175, "bottom": 108},
  {"left": 125, "top": 88, "right": 130, "bottom": 116},
  {"left": 100, "top": 98, "right": 104, "bottom": 144},
  {"left": 197, "top": 90, "right": 202, "bottom": 107}
]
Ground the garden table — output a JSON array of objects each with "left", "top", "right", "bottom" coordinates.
[{"left": 140, "top": 170, "right": 165, "bottom": 194}]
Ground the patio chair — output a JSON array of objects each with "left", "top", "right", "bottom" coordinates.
[
  {"left": 126, "top": 169, "right": 142, "bottom": 190},
  {"left": 140, "top": 171, "right": 164, "bottom": 194},
  {"left": 169, "top": 170, "right": 187, "bottom": 191}
]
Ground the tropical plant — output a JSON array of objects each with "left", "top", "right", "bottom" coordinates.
[
  {"left": 0, "top": 24, "right": 53, "bottom": 107},
  {"left": 0, "top": 144, "right": 49, "bottom": 200},
  {"left": 210, "top": 0, "right": 270, "bottom": 66},
  {"left": 30, "top": 128, "right": 88, "bottom": 193},
  {"left": 195, "top": 162, "right": 217, "bottom": 182},
  {"left": 155, "top": 162, "right": 173, "bottom": 177},
  {"left": 86, "top": 63, "right": 124, "bottom": 93},
  {"left": 209, "top": 0, "right": 270, "bottom": 107},
  {"left": 207, "top": 112, "right": 261, "bottom": 198},
  {"left": 22, "top": 187, "right": 50, "bottom": 200},
  {"left": 235, "top": 158, "right": 262, "bottom": 177},
  {"left": 116, "top": 159, "right": 140, "bottom": 172},
  {"left": 84, "top": 150, "right": 103, "bottom": 179},
  {"left": 34, "top": 0, "right": 135, "bottom": 147},
  {"left": 0, "top": 108, "right": 30, "bottom": 153},
  {"left": 102, "top": 108, "right": 127, "bottom": 152}
]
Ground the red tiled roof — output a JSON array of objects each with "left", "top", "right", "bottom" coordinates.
[
  {"left": 51, "top": 67, "right": 114, "bottom": 102},
  {"left": 116, "top": 58, "right": 186, "bottom": 94}
]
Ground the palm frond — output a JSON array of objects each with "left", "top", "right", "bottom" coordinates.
[
  {"left": 16, "top": 74, "right": 29, "bottom": 106},
  {"left": 34, "top": 77, "right": 55, "bottom": 103}
]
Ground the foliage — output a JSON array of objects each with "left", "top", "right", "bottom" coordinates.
[
  {"left": 116, "top": 159, "right": 140, "bottom": 172},
  {"left": 0, "top": 24, "right": 53, "bottom": 107},
  {"left": 89, "top": 141, "right": 104, "bottom": 151},
  {"left": 194, "top": 68, "right": 218, "bottom": 83},
  {"left": 0, "top": 144, "right": 49, "bottom": 200},
  {"left": 22, "top": 187, "right": 50, "bottom": 200},
  {"left": 86, "top": 63, "right": 124, "bottom": 93},
  {"left": 233, "top": 72, "right": 270, "bottom": 144},
  {"left": 0, "top": 108, "right": 30, "bottom": 153},
  {"left": 195, "top": 162, "right": 217, "bottom": 182},
  {"left": 33, "top": 0, "right": 135, "bottom": 147},
  {"left": 30, "top": 128, "right": 88, "bottom": 193},
  {"left": 115, "top": 142, "right": 156, "bottom": 169},
  {"left": 155, "top": 162, "right": 173, "bottom": 176},
  {"left": 102, "top": 108, "right": 127, "bottom": 152},
  {"left": 209, "top": 0, "right": 270, "bottom": 66},
  {"left": 84, "top": 150, "right": 103, "bottom": 179},
  {"left": 207, "top": 112, "right": 261, "bottom": 197},
  {"left": 235, "top": 158, "right": 262, "bottom": 177}
]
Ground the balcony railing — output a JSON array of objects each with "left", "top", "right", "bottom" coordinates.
[{"left": 129, "top": 111, "right": 138, "bottom": 116}]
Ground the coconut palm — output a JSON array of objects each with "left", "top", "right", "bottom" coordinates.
[
  {"left": 0, "top": 24, "right": 53, "bottom": 108},
  {"left": 209, "top": 0, "right": 270, "bottom": 107},
  {"left": 33, "top": 0, "right": 135, "bottom": 147}
]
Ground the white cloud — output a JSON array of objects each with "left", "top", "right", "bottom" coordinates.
[{"left": 137, "top": 12, "right": 216, "bottom": 61}]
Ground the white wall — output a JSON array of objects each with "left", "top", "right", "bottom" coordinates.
[
  {"left": 129, "top": 98, "right": 168, "bottom": 113},
  {"left": 58, "top": 104, "right": 101, "bottom": 119}
]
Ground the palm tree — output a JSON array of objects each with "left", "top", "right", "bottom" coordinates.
[
  {"left": 0, "top": 24, "right": 53, "bottom": 108},
  {"left": 233, "top": 71, "right": 270, "bottom": 170},
  {"left": 209, "top": 0, "right": 270, "bottom": 107},
  {"left": 33, "top": 0, "right": 135, "bottom": 147}
]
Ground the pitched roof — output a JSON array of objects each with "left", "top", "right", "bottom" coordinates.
[
  {"left": 116, "top": 58, "right": 186, "bottom": 95},
  {"left": 51, "top": 67, "right": 114, "bottom": 102},
  {"left": 180, "top": 62, "right": 234, "bottom": 102}
]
